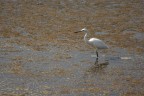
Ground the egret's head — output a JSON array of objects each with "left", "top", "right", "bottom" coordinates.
[
  {"left": 81, "top": 28, "right": 88, "bottom": 32},
  {"left": 74, "top": 28, "right": 88, "bottom": 33}
]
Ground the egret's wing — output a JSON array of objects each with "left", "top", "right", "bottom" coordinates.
[{"left": 88, "top": 38, "right": 108, "bottom": 49}]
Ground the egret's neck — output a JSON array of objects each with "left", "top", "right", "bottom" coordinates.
[{"left": 84, "top": 32, "right": 89, "bottom": 44}]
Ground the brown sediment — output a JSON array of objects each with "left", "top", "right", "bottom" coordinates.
[{"left": 0, "top": 0, "right": 144, "bottom": 96}]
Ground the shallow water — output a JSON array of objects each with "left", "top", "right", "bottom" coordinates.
[{"left": 0, "top": 0, "right": 144, "bottom": 96}]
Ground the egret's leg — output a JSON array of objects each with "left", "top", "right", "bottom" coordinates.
[
  {"left": 96, "top": 51, "right": 98, "bottom": 58},
  {"left": 95, "top": 50, "right": 99, "bottom": 65},
  {"left": 95, "top": 58, "right": 98, "bottom": 65}
]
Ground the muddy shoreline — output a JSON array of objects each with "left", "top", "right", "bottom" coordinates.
[{"left": 0, "top": 0, "right": 144, "bottom": 96}]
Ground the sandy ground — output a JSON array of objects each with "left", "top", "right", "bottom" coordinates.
[{"left": 0, "top": 0, "right": 144, "bottom": 96}]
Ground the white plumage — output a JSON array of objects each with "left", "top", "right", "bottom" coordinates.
[
  {"left": 88, "top": 38, "right": 108, "bottom": 49},
  {"left": 74, "top": 28, "right": 108, "bottom": 59}
]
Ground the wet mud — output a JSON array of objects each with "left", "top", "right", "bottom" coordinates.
[{"left": 0, "top": 0, "right": 144, "bottom": 96}]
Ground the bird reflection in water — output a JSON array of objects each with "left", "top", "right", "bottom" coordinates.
[
  {"left": 95, "top": 58, "right": 109, "bottom": 68},
  {"left": 82, "top": 59, "right": 109, "bottom": 84},
  {"left": 88, "top": 59, "right": 109, "bottom": 74}
]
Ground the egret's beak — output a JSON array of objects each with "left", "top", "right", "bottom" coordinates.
[{"left": 74, "top": 31, "right": 82, "bottom": 33}]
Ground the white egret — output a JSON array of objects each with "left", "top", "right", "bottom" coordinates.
[{"left": 74, "top": 28, "right": 108, "bottom": 59}]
